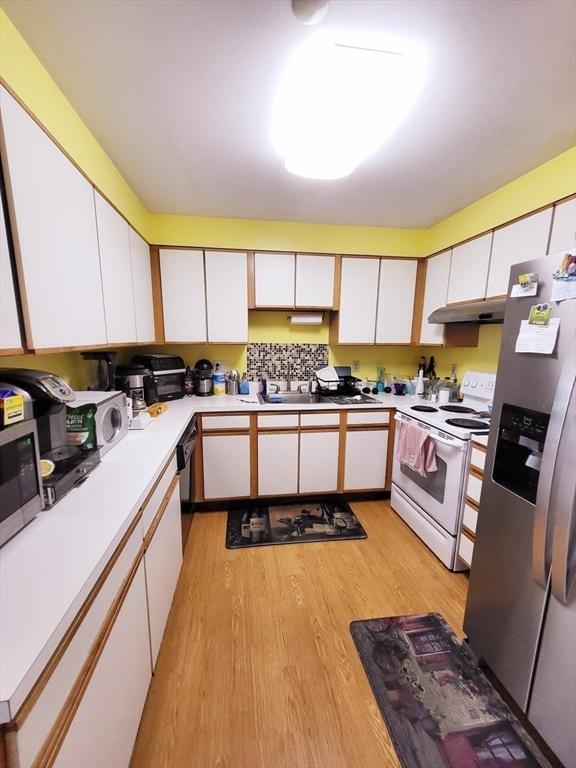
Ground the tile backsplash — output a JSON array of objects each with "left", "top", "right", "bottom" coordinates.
[{"left": 247, "top": 343, "right": 328, "bottom": 380}]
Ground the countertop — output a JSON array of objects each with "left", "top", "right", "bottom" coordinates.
[{"left": 0, "top": 392, "right": 408, "bottom": 722}]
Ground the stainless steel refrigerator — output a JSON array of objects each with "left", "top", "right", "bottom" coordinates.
[{"left": 464, "top": 251, "right": 576, "bottom": 768}]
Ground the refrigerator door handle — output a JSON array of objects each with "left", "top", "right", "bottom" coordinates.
[
  {"left": 550, "top": 372, "right": 576, "bottom": 605},
  {"left": 532, "top": 342, "right": 576, "bottom": 587}
]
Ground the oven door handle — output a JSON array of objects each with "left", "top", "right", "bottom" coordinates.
[{"left": 393, "top": 414, "right": 466, "bottom": 450}]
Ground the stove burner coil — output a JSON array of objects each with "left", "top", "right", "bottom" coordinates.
[
  {"left": 439, "top": 405, "right": 475, "bottom": 413},
  {"left": 411, "top": 405, "right": 438, "bottom": 412},
  {"left": 445, "top": 418, "right": 489, "bottom": 429}
]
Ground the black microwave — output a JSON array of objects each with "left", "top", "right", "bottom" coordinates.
[
  {"left": 0, "top": 419, "right": 44, "bottom": 547},
  {"left": 132, "top": 354, "right": 186, "bottom": 402}
]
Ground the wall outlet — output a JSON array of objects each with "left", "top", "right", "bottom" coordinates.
[{"left": 352, "top": 360, "right": 360, "bottom": 372}]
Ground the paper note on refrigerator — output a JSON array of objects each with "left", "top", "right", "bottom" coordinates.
[{"left": 515, "top": 318, "right": 560, "bottom": 354}]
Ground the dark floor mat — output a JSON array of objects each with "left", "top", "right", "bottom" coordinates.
[
  {"left": 350, "top": 613, "right": 552, "bottom": 768},
  {"left": 226, "top": 501, "right": 367, "bottom": 548}
]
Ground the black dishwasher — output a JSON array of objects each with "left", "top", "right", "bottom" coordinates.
[{"left": 176, "top": 416, "right": 197, "bottom": 549}]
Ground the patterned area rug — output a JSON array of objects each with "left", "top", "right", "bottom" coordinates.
[
  {"left": 350, "top": 613, "right": 551, "bottom": 768},
  {"left": 226, "top": 501, "right": 366, "bottom": 548}
]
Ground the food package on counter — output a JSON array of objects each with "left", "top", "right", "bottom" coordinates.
[
  {"left": 66, "top": 403, "right": 97, "bottom": 450},
  {"left": 0, "top": 389, "right": 24, "bottom": 427}
]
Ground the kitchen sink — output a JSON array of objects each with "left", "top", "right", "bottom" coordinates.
[{"left": 258, "top": 392, "right": 322, "bottom": 405}]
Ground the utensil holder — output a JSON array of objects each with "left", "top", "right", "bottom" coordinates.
[{"left": 225, "top": 380, "right": 239, "bottom": 395}]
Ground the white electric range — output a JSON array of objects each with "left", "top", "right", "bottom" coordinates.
[{"left": 391, "top": 371, "right": 496, "bottom": 571}]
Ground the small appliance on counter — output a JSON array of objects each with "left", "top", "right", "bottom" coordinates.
[
  {"left": 132, "top": 354, "right": 186, "bottom": 402},
  {"left": 0, "top": 418, "right": 44, "bottom": 547},
  {"left": 0, "top": 369, "right": 100, "bottom": 508},
  {"left": 115, "top": 364, "right": 157, "bottom": 412},
  {"left": 80, "top": 350, "right": 117, "bottom": 391},
  {"left": 194, "top": 359, "right": 214, "bottom": 396},
  {"left": 68, "top": 391, "right": 128, "bottom": 457}
]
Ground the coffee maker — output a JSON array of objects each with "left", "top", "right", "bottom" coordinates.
[
  {"left": 114, "top": 364, "right": 157, "bottom": 412},
  {"left": 194, "top": 359, "right": 213, "bottom": 396},
  {"left": 0, "top": 369, "right": 100, "bottom": 506}
]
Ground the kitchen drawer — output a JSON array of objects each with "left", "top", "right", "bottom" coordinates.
[
  {"left": 470, "top": 446, "right": 486, "bottom": 473},
  {"left": 466, "top": 472, "right": 483, "bottom": 505},
  {"left": 257, "top": 413, "right": 299, "bottom": 429},
  {"left": 13, "top": 520, "right": 143, "bottom": 767},
  {"left": 202, "top": 414, "right": 250, "bottom": 431},
  {"left": 458, "top": 530, "right": 474, "bottom": 567},
  {"left": 346, "top": 410, "right": 390, "bottom": 426},
  {"left": 141, "top": 454, "right": 178, "bottom": 534},
  {"left": 462, "top": 502, "right": 479, "bottom": 535},
  {"left": 300, "top": 412, "right": 340, "bottom": 427}
]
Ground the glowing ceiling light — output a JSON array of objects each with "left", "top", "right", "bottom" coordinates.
[{"left": 272, "top": 32, "right": 427, "bottom": 179}]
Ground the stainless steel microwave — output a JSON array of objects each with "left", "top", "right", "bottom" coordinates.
[{"left": 0, "top": 419, "right": 44, "bottom": 547}]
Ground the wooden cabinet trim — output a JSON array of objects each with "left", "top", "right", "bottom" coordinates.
[
  {"left": 149, "top": 246, "right": 165, "bottom": 343},
  {"left": 143, "top": 474, "right": 180, "bottom": 548},
  {"left": 13, "top": 510, "right": 144, "bottom": 729},
  {"left": 31, "top": 548, "right": 145, "bottom": 768},
  {"left": 471, "top": 441, "right": 487, "bottom": 452},
  {"left": 461, "top": 524, "right": 476, "bottom": 540},
  {"left": 410, "top": 259, "right": 427, "bottom": 345},
  {"left": 469, "top": 466, "right": 484, "bottom": 480},
  {"left": 465, "top": 495, "right": 480, "bottom": 510}
]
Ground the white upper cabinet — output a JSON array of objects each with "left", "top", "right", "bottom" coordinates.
[
  {"left": 205, "top": 250, "right": 248, "bottom": 342},
  {"left": 254, "top": 252, "right": 295, "bottom": 307},
  {"left": 1, "top": 86, "right": 107, "bottom": 349},
  {"left": 375, "top": 259, "right": 417, "bottom": 344},
  {"left": 160, "top": 248, "right": 207, "bottom": 342},
  {"left": 447, "top": 233, "right": 492, "bottom": 304},
  {"left": 129, "top": 227, "right": 155, "bottom": 342},
  {"left": 486, "top": 208, "right": 553, "bottom": 298},
  {"left": 94, "top": 191, "right": 137, "bottom": 344},
  {"left": 337, "top": 257, "right": 380, "bottom": 343},
  {"left": 0, "top": 187, "right": 22, "bottom": 351},
  {"left": 419, "top": 249, "right": 451, "bottom": 345},
  {"left": 548, "top": 197, "right": 576, "bottom": 253},
  {"left": 295, "top": 254, "right": 335, "bottom": 308}
]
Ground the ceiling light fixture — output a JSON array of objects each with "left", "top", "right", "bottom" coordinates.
[
  {"left": 272, "top": 32, "right": 427, "bottom": 180},
  {"left": 291, "top": 0, "right": 330, "bottom": 26}
]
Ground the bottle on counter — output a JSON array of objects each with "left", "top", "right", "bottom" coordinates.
[
  {"left": 418, "top": 356, "right": 426, "bottom": 373},
  {"left": 424, "top": 356, "right": 436, "bottom": 379},
  {"left": 184, "top": 365, "right": 194, "bottom": 396},
  {"left": 239, "top": 373, "right": 250, "bottom": 395},
  {"left": 415, "top": 368, "right": 425, "bottom": 396},
  {"left": 259, "top": 373, "right": 268, "bottom": 397}
]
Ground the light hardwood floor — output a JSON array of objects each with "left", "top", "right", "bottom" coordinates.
[{"left": 131, "top": 501, "right": 468, "bottom": 768}]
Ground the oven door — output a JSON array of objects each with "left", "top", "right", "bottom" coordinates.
[{"left": 392, "top": 413, "right": 468, "bottom": 534}]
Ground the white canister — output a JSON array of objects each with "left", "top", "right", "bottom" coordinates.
[{"left": 439, "top": 387, "right": 451, "bottom": 404}]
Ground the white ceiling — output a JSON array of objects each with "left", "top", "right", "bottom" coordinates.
[{"left": 2, "top": 0, "right": 575, "bottom": 228}]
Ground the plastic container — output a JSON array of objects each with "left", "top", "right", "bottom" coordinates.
[{"left": 212, "top": 371, "right": 225, "bottom": 395}]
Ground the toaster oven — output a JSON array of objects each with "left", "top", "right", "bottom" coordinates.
[{"left": 132, "top": 354, "right": 186, "bottom": 402}]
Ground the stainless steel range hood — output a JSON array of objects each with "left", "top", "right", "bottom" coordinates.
[{"left": 428, "top": 298, "right": 506, "bottom": 324}]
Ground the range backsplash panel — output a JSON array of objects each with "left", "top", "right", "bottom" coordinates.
[{"left": 247, "top": 343, "right": 328, "bottom": 380}]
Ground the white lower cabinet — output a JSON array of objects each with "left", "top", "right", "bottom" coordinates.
[
  {"left": 144, "top": 480, "right": 183, "bottom": 668},
  {"left": 299, "top": 431, "right": 339, "bottom": 493},
  {"left": 344, "top": 430, "right": 388, "bottom": 490},
  {"left": 258, "top": 432, "right": 299, "bottom": 496},
  {"left": 53, "top": 561, "right": 151, "bottom": 768},
  {"left": 203, "top": 434, "right": 250, "bottom": 499}
]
